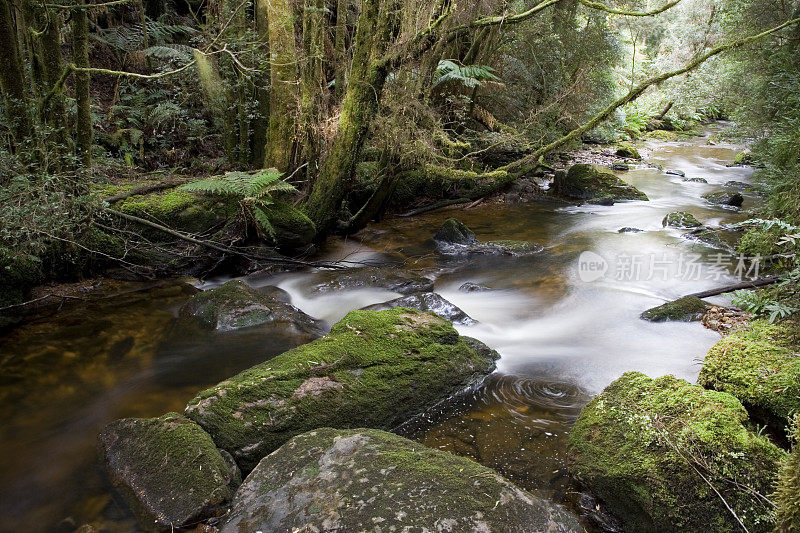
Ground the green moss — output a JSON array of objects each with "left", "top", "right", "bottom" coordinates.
[
  {"left": 641, "top": 297, "right": 711, "bottom": 322},
  {"left": 569, "top": 372, "right": 785, "bottom": 533},
  {"left": 554, "top": 164, "right": 648, "bottom": 202},
  {"left": 393, "top": 164, "right": 510, "bottom": 206},
  {"left": 185, "top": 308, "right": 498, "bottom": 471},
  {"left": 116, "top": 188, "right": 229, "bottom": 235},
  {"left": 698, "top": 320, "right": 800, "bottom": 432},
  {"left": 616, "top": 142, "right": 642, "bottom": 160},
  {"left": 647, "top": 130, "right": 680, "bottom": 142},
  {"left": 775, "top": 416, "right": 800, "bottom": 532},
  {"left": 261, "top": 200, "right": 316, "bottom": 248},
  {"left": 98, "top": 412, "right": 239, "bottom": 531},
  {"left": 662, "top": 212, "right": 702, "bottom": 229}
]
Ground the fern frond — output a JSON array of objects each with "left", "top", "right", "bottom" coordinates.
[
  {"left": 252, "top": 206, "right": 277, "bottom": 240},
  {"left": 179, "top": 177, "right": 241, "bottom": 196},
  {"left": 433, "top": 60, "right": 500, "bottom": 90},
  {"left": 145, "top": 44, "right": 196, "bottom": 62}
]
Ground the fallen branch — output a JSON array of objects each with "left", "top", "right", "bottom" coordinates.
[
  {"left": 684, "top": 277, "right": 781, "bottom": 299},
  {"left": 102, "top": 208, "right": 346, "bottom": 269},
  {"left": 397, "top": 198, "right": 472, "bottom": 218}
]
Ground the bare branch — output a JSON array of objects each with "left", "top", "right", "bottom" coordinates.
[{"left": 578, "top": 0, "right": 683, "bottom": 17}]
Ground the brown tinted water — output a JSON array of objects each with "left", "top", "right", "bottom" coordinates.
[{"left": 0, "top": 124, "right": 757, "bottom": 531}]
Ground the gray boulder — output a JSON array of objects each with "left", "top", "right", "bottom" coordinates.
[
  {"left": 434, "top": 218, "right": 479, "bottom": 245},
  {"left": 362, "top": 292, "right": 476, "bottom": 325},
  {"left": 180, "top": 280, "right": 325, "bottom": 334},
  {"left": 703, "top": 191, "right": 744, "bottom": 207},
  {"left": 312, "top": 266, "right": 434, "bottom": 295},
  {"left": 98, "top": 413, "right": 240, "bottom": 532},
  {"left": 220, "top": 428, "right": 583, "bottom": 533}
]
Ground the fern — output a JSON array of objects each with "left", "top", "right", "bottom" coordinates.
[
  {"left": 432, "top": 60, "right": 500, "bottom": 90},
  {"left": 180, "top": 169, "right": 295, "bottom": 239}
]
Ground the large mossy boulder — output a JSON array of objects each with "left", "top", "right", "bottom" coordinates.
[
  {"left": 641, "top": 297, "right": 711, "bottom": 322},
  {"left": 179, "top": 280, "right": 325, "bottom": 334},
  {"left": 185, "top": 308, "right": 499, "bottom": 471},
  {"left": 362, "top": 292, "right": 475, "bottom": 325},
  {"left": 554, "top": 164, "right": 648, "bottom": 202},
  {"left": 698, "top": 320, "right": 800, "bottom": 432},
  {"left": 116, "top": 188, "right": 229, "bottom": 236},
  {"left": 616, "top": 142, "right": 642, "bottom": 160},
  {"left": 568, "top": 372, "right": 785, "bottom": 533},
  {"left": 662, "top": 211, "right": 702, "bottom": 229},
  {"left": 312, "top": 266, "right": 434, "bottom": 295},
  {"left": 775, "top": 416, "right": 800, "bottom": 532},
  {"left": 98, "top": 413, "right": 241, "bottom": 532},
  {"left": 220, "top": 428, "right": 583, "bottom": 533}
]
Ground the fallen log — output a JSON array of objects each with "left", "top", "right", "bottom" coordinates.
[
  {"left": 102, "top": 178, "right": 187, "bottom": 204},
  {"left": 683, "top": 276, "right": 781, "bottom": 299}
]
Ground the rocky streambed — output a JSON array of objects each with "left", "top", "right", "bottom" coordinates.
[{"left": 1, "top": 124, "right": 798, "bottom": 532}]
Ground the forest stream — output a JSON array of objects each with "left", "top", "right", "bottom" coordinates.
[{"left": 0, "top": 124, "right": 759, "bottom": 532}]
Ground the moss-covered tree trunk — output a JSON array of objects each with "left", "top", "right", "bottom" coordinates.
[
  {"left": 0, "top": 0, "right": 32, "bottom": 152},
  {"left": 73, "top": 0, "right": 92, "bottom": 168},
  {"left": 298, "top": 0, "right": 325, "bottom": 180},
  {"left": 264, "top": 0, "right": 298, "bottom": 171},
  {"left": 251, "top": 0, "right": 270, "bottom": 167},
  {"left": 303, "top": 0, "right": 399, "bottom": 234},
  {"left": 333, "top": 0, "right": 349, "bottom": 99}
]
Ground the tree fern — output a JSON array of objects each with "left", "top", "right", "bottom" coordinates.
[
  {"left": 432, "top": 60, "right": 500, "bottom": 90},
  {"left": 180, "top": 169, "right": 296, "bottom": 239}
]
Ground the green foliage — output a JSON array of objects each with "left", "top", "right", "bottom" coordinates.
[
  {"left": 180, "top": 169, "right": 296, "bottom": 238},
  {"left": 774, "top": 415, "right": 800, "bottom": 532},
  {"left": 432, "top": 60, "right": 500, "bottom": 91},
  {"left": 733, "top": 219, "right": 800, "bottom": 321}
]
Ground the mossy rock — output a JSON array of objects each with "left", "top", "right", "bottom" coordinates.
[
  {"left": 616, "top": 142, "right": 642, "bottom": 159},
  {"left": 116, "top": 188, "right": 230, "bottom": 236},
  {"left": 568, "top": 372, "right": 785, "bottom": 533},
  {"left": 261, "top": 200, "right": 316, "bottom": 249},
  {"left": 775, "top": 416, "right": 800, "bottom": 532},
  {"left": 434, "top": 218, "right": 478, "bottom": 245},
  {"left": 641, "top": 297, "right": 711, "bottom": 322},
  {"left": 392, "top": 165, "right": 512, "bottom": 207},
  {"left": 698, "top": 320, "right": 800, "bottom": 433},
  {"left": 220, "top": 427, "right": 583, "bottom": 533},
  {"left": 554, "top": 164, "right": 648, "bottom": 202},
  {"left": 683, "top": 177, "right": 709, "bottom": 183},
  {"left": 662, "top": 211, "right": 702, "bottom": 229},
  {"left": 647, "top": 129, "right": 680, "bottom": 142},
  {"left": 362, "top": 292, "right": 475, "bottom": 325},
  {"left": 98, "top": 412, "right": 241, "bottom": 532},
  {"left": 185, "top": 308, "right": 499, "bottom": 471},
  {"left": 179, "top": 280, "right": 325, "bottom": 335},
  {"left": 702, "top": 192, "right": 744, "bottom": 208},
  {"left": 682, "top": 228, "right": 731, "bottom": 250},
  {"left": 311, "top": 266, "right": 434, "bottom": 295}
]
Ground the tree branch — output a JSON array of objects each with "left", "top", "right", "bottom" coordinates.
[
  {"left": 44, "top": 0, "right": 134, "bottom": 9},
  {"left": 578, "top": 0, "right": 683, "bottom": 17}
]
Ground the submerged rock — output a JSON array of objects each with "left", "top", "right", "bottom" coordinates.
[
  {"left": 312, "top": 266, "right": 433, "bottom": 295},
  {"left": 553, "top": 164, "right": 648, "bottom": 202},
  {"left": 98, "top": 413, "right": 240, "bottom": 532},
  {"left": 618, "top": 227, "right": 643, "bottom": 233},
  {"left": 362, "top": 292, "right": 475, "bottom": 325},
  {"left": 568, "top": 372, "right": 785, "bottom": 533},
  {"left": 185, "top": 308, "right": 498, "bottom": 471},
  {"left": 179, "top": 280, "right": 324, "bottom": 334},
  {"left": 641, "top": 296, "right": 711, "bottom": 322},
  {"left": 220, "top": 428, "right": 583, "bottom": 533},
  {"left": 666, "top": 169, "right": 686, "bottom": 177},
  {"left": 724, "top": 180, "right": 752, "bottom": 192},
  {"left": 433, "top": 219, "right": 543, "bottom": 256},
  {"left": 698, "top": 320, "right": 800, "bottom": 434},
  {"left": 459, "top": 281, "right": 492, "bottom": 292},
  {"left": 610, "top": 163, "right": 630, "bottom": 171},
  {"left": 703, "top": 191, "right": 744, "bottom": 207},
  {"left": 433, "top": 218, "right": 479, "bottom": 245},
  {"left": 662, "top": 211, "right": 702, "bottom": 229},
  {"left": 682, "top": 227, "right": 730, "bottom": 250},
  {"left": 683, "top": 177, "right": 708, "bottom": 183}
]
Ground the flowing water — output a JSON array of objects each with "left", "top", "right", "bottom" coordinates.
[{"left": 0, "top": 124, "right": 757, "bottom": 532}]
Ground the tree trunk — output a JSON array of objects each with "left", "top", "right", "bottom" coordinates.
[
  {"left": 303, "top": 0, "right": 399, "bottom": 234},
  {"left": 251, "top": 0, "right": 270, "bottom": 167},
  {"left": 0, "top": 0, "right": 32, "bottom": 151},
  {"left": 264, "top": 0, "right": 298, "bottom": 171},
  {"left": 73, "top": 0, "right": 92, "bottom": 168},
  {"left": 298, "top": 0, "right": 325, "bottom": 179},
  {"left": 333, "top": 0, "right": 348, "bottom": 98}
]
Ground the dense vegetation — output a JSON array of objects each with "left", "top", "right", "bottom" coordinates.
[{"left": 1, "top": 0, "right": 799, "bottom": 316}]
